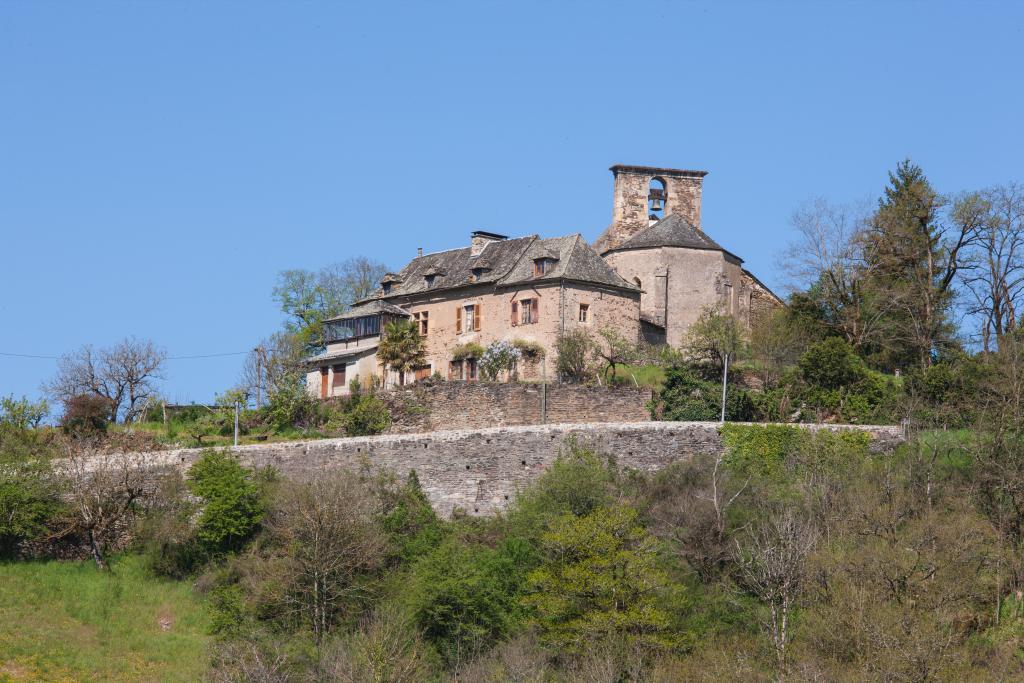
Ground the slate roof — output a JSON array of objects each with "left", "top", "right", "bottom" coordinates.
[
  {"left": 603, "top": 213, "right": 741, "bottom": 261},
  {"left": 364, "top": 234, "right": 637, "bottom": 301},
  {"left": 304, "top": 342, "right": 379, "bottom": 366},
  {"left": 324, "top": 299, "right": 410, "bottom": 322},
  {"left": 497, "top": 235, "right": 637, "bottom": 290}
]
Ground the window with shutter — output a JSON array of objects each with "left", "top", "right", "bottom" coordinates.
[
  {"left": 474, "top": 304, "right": 481, "bottom": 331},
  {"left": 530, "top": 298, "right": 539, "bottom": 324},
  {"left": 456, "top": 306, "right": 462, "bottom": 334},
  {"left": 511, "top": 301, "right": 518, "bottom": 326}
]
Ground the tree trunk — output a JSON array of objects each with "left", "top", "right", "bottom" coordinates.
[{"left": 87, "top": 528, "right": 107, "bottom": 570}]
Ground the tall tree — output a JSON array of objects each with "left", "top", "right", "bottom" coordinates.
[
  {"left": 44, "top": 337, "right": 166, "bottom": 423},
  {"left": 862, "top": 161, "right": 977, "bottom": 369},
  {"left": 957, "top": 184, "right": 1024, "bottom": 352},
  {"left": 273, "top": 257, "right": 390, "bottom": 348}
]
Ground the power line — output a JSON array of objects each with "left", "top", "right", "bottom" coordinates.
[{"left": 0, "top": 350, "right": 251, "bottom": 361}]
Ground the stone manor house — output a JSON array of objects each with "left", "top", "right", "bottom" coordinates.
[{"left": 306, "top": 164, "right": 781, "bottom": 398}]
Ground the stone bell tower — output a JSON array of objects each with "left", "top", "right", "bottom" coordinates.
[{"left": 594, "top": 164, "right": 707, "bottom": 254}]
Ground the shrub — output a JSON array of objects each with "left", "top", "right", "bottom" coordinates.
[
  {"left": 186, "top": 450, "right": 264, "bottom": 554},
  {"left": 452, "top": 342, "right": 485, "bottom": 361},
  {"left": 60, "top": 394, "right": 113, "bottom": 434},
  {"left": 381, "top": 470, "right": 447, "bottom": 564},
  {"left": 0, "top": 427, "right": 61, "bottom": 558},
  {"left": 406, "top": 537, "right": 530, "bottom": 666},
  {"left": 511, "top": 339, "right": 545, "bottom": 360},
  {"left": 480, "top": 340, "right": 521, "bottom": 381},
  {"left": 135, "top": 470, "right": 204, "bottom": 577},
  {"left": 342, "top": 384, "right": 391, "bottom": 436},
  {"left": 654, "top": 365, "right": 754, "bottom": 422},
  {"left": 798, "top": 337, "right": 867, "bottom": 390},
  {"left": 555, "top": 329, "right": 596, "bottom": 383},
  {"left": 264, "top": 379, "right": 323, "bottom": 431}
]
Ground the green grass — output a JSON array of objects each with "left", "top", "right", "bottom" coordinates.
[
  {"left": 0, "top": 554, "right": 211, "bottom": 683},
  {"left": 612, "top": 364, "right": 666, "bottom": 390}
]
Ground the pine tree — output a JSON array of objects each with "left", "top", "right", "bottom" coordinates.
[{"left": 862, "top": 161, "right": 970, "bottom": 369}]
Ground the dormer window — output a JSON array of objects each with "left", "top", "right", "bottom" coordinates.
[
  {"left": 533, "top": 258, "right": 556, "bottom": 277},
  {"left": 425, "top": 274, "right": 436, "bottom": 288},
  {"left": 379, "top": 273, "right": 401, "bottom": 296}
]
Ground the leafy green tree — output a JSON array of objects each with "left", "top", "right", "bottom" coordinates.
[
  {"left": 187, "top": 450, "right": 264, "bottom": 553},
  {"left": 686, "top": 307, "right": 744, "bottom": 376},
  {"left": 0, "top": 395, "right": 48, "bottom": 430},
  {"left": 377, "top": 319, "right": 426, "bottom": 387},
  {"left": 273, "top": 257, "right": 390, "bottom": 348},
  {"left": 524, "top": 505, "right": 678, "bottom": 654}
]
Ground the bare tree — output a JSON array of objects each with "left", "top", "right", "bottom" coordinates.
[
  {"left": 237, "top": 332, "right": 307, "bottom": 408},
  {"left": 648, "top": 452, "right": 748, "bottom": 583},
  {"left": 264, "top": 470, "right": 386, "bottom": 644},
  {"left": 208, "top": 636, "right": 296, "bottom": 683},
  {"left": 735, "top": 508, "right": 818, "bottom": 674},
  {"left": 782, "top": 198, "right": 891, "bottom": 352},
  {"left": 321, "top": 608, "right": 435, "bottom": 683},
  {"left": 958, "top": 184, "right": 1024, "bottom": 353},
  {"left": 56, "top": 437, "right": 148, "bottom": 569},
  {"left": 44, "top": 337, "right": 166, "bottom": 423}
]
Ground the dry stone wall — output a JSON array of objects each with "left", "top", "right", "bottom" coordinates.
[
  {"left": 380, "top": 382, "right": 652, "bottom": 434},
  {"left": 135, "top": 421, "right": 903, "bottom": 518}
]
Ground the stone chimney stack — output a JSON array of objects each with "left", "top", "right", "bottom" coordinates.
[
  {"left": 470, "top": 230, "right": 508, "bottom": 256},
  {"left": 594, "top": 165, "right": 708, "bottom": 254}
]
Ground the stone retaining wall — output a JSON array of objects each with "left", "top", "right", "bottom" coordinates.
[
  {"left": 379, "top": 381, "right": 652, "bottom": 433},
  {"left": 134, "top": 421, "right": 903, "bottom": 517}
]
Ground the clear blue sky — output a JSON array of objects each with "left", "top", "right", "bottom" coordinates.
[{"left": 2, "top": 1, "right": 1022, "bottom": 407}]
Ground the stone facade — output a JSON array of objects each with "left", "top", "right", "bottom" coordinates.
[
  {"left": 125, "top": 421, "right": 904, "bottom": 518},
  {"left": 594, "top": 165, "right": 707, "bottom": 254},
  {"left": 604, "top": 247, "right": 749, "bottom": 347},
  {"left": 305, "top": 163, "right": 783, "bottom": 397},
  {"left": 400, "top": 280, "right": 640, "bottom": 381},
  {"left": 380, "top": 382, "right": 652, "bottom": 434}
]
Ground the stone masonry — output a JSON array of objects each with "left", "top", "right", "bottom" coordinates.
[
  {"left": 594, "top": 165, "right": 707, "bottom": 254},
  {"left": 380, "top": 382, "right": 652, "bottom": 434},
  {"left": 131, "top": 421, "right": 903, "bottom": 518}
]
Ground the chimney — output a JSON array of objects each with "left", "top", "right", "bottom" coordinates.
[
  {"left": 470, "top": 230, "right": 507, "bottom": 257},
  {"left": 594, "top": 165, "right": 708, "bottom": 254},
  {"left": 417, "top": 247, "right": 423, "bottom": 257}
]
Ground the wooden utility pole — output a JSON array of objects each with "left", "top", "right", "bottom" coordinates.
[{"left": 254, "top": 345, "right": 264, "bottom": 408}]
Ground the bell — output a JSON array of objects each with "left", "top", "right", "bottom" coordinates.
[{"left": 650, "top": 196, "right": 664, "bottom": 212}]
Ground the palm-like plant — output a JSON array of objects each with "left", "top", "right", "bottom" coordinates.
[{"left": 376, "top": 319, "right": 426, "bottom": 387}]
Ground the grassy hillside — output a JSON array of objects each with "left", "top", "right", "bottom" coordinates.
[{"left": 0, "top": 555, "right": 210, "bottom": 683}]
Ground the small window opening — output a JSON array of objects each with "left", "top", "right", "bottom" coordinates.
[
  {"left": 579, "top": 303, "right": 590, "bottom": 323},
  {"left": 414, "top": 311, "right": 429, "bottom": 336},
  {"left": 533, "top": 258, "right": 555, "bottom": 277},
  {"left": 520, "top": 298, "right": 534, "bottom": 325}
]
